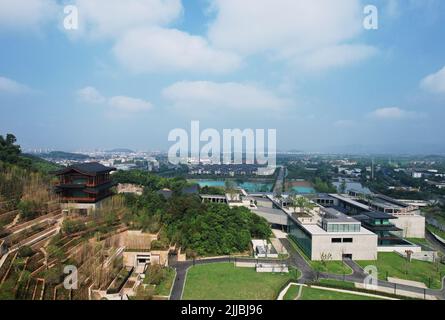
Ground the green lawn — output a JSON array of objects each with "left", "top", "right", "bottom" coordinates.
[
  {"left": 406, "top": 238, "right": 433, "bottom": 250},
  {"left": 317, "top": 279, "right": 356, "bottom": 289},
  {"left": 283, "top": 284, "right": 300, "bottom": 300},
  {"left": 182, "top": 263, "right": 299, "bottom": 300},
  {"left": 427, "top": 224, "right": 445, "bottom": 240},
  {"left": 287, "top": 237, "right": 352, "bottom": 275},
  {"left": 299, "top": 287, "right": 383, "bottom": 300},
  {"left": 357, "top": 252, "right": 445, "bottom": 289}
]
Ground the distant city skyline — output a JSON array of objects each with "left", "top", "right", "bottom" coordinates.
[{"left": 1, "top": 0, "right": 445, "bottom": 154}]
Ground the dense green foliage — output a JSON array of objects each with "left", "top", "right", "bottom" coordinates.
[
  {"left": 112, "top": 169, "right": 191, "bottom": 193},
  {"left": 166, "top": 201, "right": 272, "bottom": 256},
  {"left": 123, "top": 190, "right": 271, "bottom": 256},
  {"left": 17, "top": 200, "right": 41, "bottom": 221},
  {"left": 21, "top": 154, "right": 61, "bottom": 173},
  {"left": 0, "top": 134, "right": 29, "bottom": 167},
  {"left": 62, "top": 219, "right": 87, "bottom": 235}
]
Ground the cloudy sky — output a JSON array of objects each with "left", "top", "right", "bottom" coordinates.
[{"left": 0, "top": 0, "right": 444, "bottom": 153}]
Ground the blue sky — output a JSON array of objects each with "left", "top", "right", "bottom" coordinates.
[{"left": 0, "top": 0, "right": 444, "bottom": 153}]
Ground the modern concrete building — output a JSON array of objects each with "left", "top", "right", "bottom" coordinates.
[
  {"left": 326, "top": 193, "right": 425, "bottom": 238},
  {"left": 247, "top": 193, "right": 379, "bottom": 261},
  {"left": 287, "top": 207, "right": 378, "bottom": 261},
  {"left": 200, "top": 189, "right": 256, "bottom": 208}
]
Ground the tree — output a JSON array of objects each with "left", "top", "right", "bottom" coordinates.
[
  {"left": 291, "top": 196, "right": 315, "bottom": 214},
  {"left": 225, "top": 180, "right": 238, "bottom": 202},
  {"left": 17, "top": 200, "right": 40, "bottom": 221},
  {"left": 145, "top": 265, "right": 166, "bottom": 286},
  {"left": 62, "top": 219, "right": 86, "bottom": 235},
  {"left": 339, "top": 180, "right": 347, "bottom": 194},
  {"left": 17, "top": 245, "right": 34, "bottom": 258},
  {"left": 320, "top": 252, "right": 333, "bottom": 266},
  {"left": 0, "top": 280, "right": 16, "bottom": 300}
]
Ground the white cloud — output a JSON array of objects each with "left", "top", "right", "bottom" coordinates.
[
  {"left": 207, "top": 0, "right": 375, "bottom": 70},
  {"left": 67, "top": 1, "right": 240, "bottom": 74},
  {"left": 113, "top": 27, "right": 241, "bottom": 74},
  {"left": 0, "top": 0, "right": 57, "bottom": 31},
  {"left": 77, "top": 86, "right": 106, "bottom": 104},
  {"left": 162, "top": 81, "right": 292, "bottom": 112},
  {"left": 420, "top": 66, "right": 445, "bottom": 94},
  {"left": 369, "top": 107, "right": 420, "bottom": 120},
  {"left": 77, "top": 86, "right": 152, "bottom": 114},
  {"left": 0, "top": 76, "right": 31, "bottom": 94},
  {"left": 209, "top": 0, "right": 361, "bottom": 54},
  {"left": 72, "top": 0, "right": 182, "bottom": 38},
  {"left": 108, "top": 96, "right": 152, "bottom": 112},
  {"left": 385, "top": 0, "right": 439, "bottom": 19},
  {"left": 296, "top": 44, "right": 378, "bottom": 71}
]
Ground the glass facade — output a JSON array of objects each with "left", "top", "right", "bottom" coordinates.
[
  {"left": 373, "top": 219, "right": 391, "bottom": 226},
  {"left": 288, "top": 219, "right": 312, "bottom": 258},
  {"left": 322, "top": 222, "right": 360, "bottom": 233}
]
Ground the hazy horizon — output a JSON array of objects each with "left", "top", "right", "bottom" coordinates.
[{"left": 1, "top": 0, "right": 445, "bottom": 154}]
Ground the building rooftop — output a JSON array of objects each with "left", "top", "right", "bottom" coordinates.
[
  {"left": 253, "top": 207, "right": 287, "bottom": 216},
  {"left": 303, "top": 223, "right": 374, "bottom": 236},
  {"left": 360, "top": 211, "right": 396, "bottom": 220},
  {"left": 328, "top": 193, "right": 370, "bottom": 211},
  {"left": 54, "top": 162, "right": 116, "bottom": 176},
  {"left": 322, "top": 207, "right": 360, "bottom": 224},
  {"left": 370, "top": 197, "right": 405, "bottom": 209}
]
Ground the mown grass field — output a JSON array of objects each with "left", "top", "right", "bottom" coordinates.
[
  {"left": 283, "top": 284, "right": 300, "bottom": 300},
  {"left": 182, "top": 263, "right": 299, "bottom": 300},
  {"left": 298, "top": 287, "right": 383, "bottom": 300},
  {"left": 357, "top": 252, "right": 445, "bottom": 289},
  {"left": 287, "top": 237, "right": 352, "bottom": 275}
]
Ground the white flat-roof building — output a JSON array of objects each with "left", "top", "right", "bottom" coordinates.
[{"left": 288, "top": 207, "right": 378, "bottom": 261}]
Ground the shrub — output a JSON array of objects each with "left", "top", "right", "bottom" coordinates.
[
  {"left": 17, "top": 245, "right": 34, "bottom": 258},
  {"left": 62, "top": 219, "right": 86, "bottom": 235},
  {"left": 18, "top": 200, "right": 40, "bottom": 221},
  {"left": 145, "top": 265, "right": 166, "bottom": 286}
]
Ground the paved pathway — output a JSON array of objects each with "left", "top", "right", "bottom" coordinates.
[
  {"left": 343, "top": 258, "right": 366, "bottom": 277},
  {"left": 273, "top": 166, "right": 286, "bottom": 194},
  {"left": 278, "top": 238, "right": 315, "bottom": 283}
]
